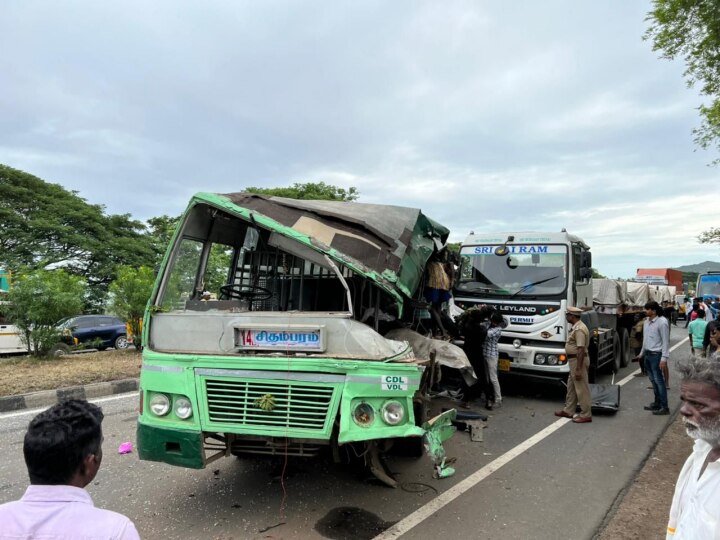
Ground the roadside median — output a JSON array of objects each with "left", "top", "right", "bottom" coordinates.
[{"left": 0, "top": 349, "right": 141, "bottom": 413}]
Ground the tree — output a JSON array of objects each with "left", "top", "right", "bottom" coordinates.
[
  {"left": 146, "top": 215, "right": 181, "bottom": 265},
  {"left": 244, "top": 181, "right": 360, "bottom": 201},
  {"left": 698, "top": 227, "right": 720, "bottom": 245},
  {"left": 592, "top": 268, "right": 607, "bottom": 279},
  {"left": 7, "top": 269, "right": 86, "bottom": 356},
  {"left": 0, "top": 164, "right": 156, "bottom": 307},
  {"left": 645, "top": 1, "right": 720, "bottom": 162},
  {"left": 109, "top": 266, "right": 155, "bottom": 349}
]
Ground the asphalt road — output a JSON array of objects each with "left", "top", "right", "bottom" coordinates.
[{"left": 0, "top": 328, "right": 690, "bottom": 540}]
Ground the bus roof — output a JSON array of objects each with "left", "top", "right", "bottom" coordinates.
[{"left": 187, "top": 192, "right": 450, "bottom": 301}]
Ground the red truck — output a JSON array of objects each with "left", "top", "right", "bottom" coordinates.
[{"left": 634, "top": 268, "right": 683, "bottom": 292}]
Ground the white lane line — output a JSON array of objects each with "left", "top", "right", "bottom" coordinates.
[
  {"left": 668, "top": 336, "right": 689, "bottom": 354},
  {"left": 373, "top": 418, "right": 572, "bottom": 540},
  {"left": 375, "top": 335, "right": 691, "bottom": 540},
  {"left": 618, "top": 336, "right": 689, "bottom": 386},
  {"left": 0, "top": 392, "right": 137, "bottom": 420}
]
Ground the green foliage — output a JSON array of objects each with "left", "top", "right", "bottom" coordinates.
[
  {"left": 145, "top": 215, "right": 181, "bottom": 265},
  {"left": 682, "top": 271, "right": 699, "bottom": 288},
  {"left": 244, "top": 182, "right": 360, "bottom": 201},
  {"left": 109, "top": 266, "right": 155, "bottom": 349},
  {"left": 205, "top": 244, "right": 232, "bottom": 295},
  {"left": 0, "top": 164, "right": 156, "bottom": 308},
  {"left": 591, "top": 268, "right": 607, "bottom": 279},
  {"left": 7, "top": 269, "right": 86, "bottom": 356},
  {"left": 445, "top": 242, "right": 461, "bottom": 253},
  {"left": 645, "top": 0, "right": 720, "bottom": 161},
  {"left": 698, "top": 227, "right": 720, "bottom": 245}
]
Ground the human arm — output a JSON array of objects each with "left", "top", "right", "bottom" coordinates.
[
  {"left": 575, "top": 345, "right": 587, "bottom": 381},
  {"left": 660, "top": 318, "right": 670, "bottom": 364}
]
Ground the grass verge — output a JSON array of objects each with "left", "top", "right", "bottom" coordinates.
[{"left": 0, "top": 349, "right": 141, "bottom": 397}]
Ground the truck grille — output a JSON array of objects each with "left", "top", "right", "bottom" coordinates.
[{"left": 204, "top": 379, "right": 335, "bottom": 430}]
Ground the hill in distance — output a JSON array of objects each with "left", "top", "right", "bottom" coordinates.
[{"left": 674, "top": 261, "right": 720, "bottom": 273}]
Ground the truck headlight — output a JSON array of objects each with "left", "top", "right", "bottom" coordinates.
[
  {"left": 535, "top": 354, "right": 546, "bottom": 365},
  {"left": 149, "top": 393, "right": 171, "bottom": 416},
  {"left": 174, "top": 397, "right": 193, "bottom": 419},
  {"left": 547, "top": 355, "right": 559, "bottom": 366},
  {"left": 352, "top": 402, "right": 375, "bottom": 427},
  {"left": 381, "top": 401, "right": 405, "bottom": 425}
]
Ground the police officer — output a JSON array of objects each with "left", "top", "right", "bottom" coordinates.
[{"left": 555, "top": 306, "right": 592, "bottom": 423}]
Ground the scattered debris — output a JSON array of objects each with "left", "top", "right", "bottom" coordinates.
[{"left": 117, "top": 442, "right": 133, "bottom": 454}]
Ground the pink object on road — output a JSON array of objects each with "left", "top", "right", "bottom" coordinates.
[{"left": 118, "top": 442, "right": 133, "bottom": 454}]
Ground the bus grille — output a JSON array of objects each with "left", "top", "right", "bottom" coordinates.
[{"left": 204, "top": 379, "right": 334, "bottom": 430}]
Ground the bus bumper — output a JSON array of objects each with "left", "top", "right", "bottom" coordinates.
[{"left": 137, "top": 421, "right": 205, "bottom": 469}]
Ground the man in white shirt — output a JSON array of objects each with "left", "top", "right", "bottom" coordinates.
[
  {"left": 0, "top": 399, "right": 140, "bottom": 540},
  {"left": 666, "top": 357, "right": 720, "bottom": 539}
]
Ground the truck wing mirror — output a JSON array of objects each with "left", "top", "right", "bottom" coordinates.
[
  {"left": 580, "top": 267, "right": 593, "bottom": 280},
  {"left": 581, "top": 251, "right": 592, "bottom": 268}
]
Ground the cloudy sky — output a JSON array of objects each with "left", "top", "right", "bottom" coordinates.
[{"left": 1, "top": 1, "right": 717, "bottom": 278}]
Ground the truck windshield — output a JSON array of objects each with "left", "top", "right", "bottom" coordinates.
[
  {"left": 456, "top": 244, "right": 568, "bottom": 297},
  {"left": 697, "top": 274, "right": 720, "bottom": 298}
]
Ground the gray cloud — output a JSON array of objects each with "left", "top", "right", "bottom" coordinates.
[{"left": 0, "top": 0, "right": 716, "bottom": 277}]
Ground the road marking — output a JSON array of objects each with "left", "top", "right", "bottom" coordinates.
[
  {"left": 374, "top": 335, "right": 691, "bottom": 540},
  {"left": 0, "top": 392, "right": 137, "bottom": 420},
  {"left": 618, "top": 336, "right": 688, "bottom": 386},
  {"left": 373, "top": 418, "right": 572, "bottom": 539}
]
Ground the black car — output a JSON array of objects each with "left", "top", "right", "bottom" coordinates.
[{"left": 57, "top": 315, "right": 129, "bottom": 351}]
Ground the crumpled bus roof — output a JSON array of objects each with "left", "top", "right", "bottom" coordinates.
[{"left": 189, "top": 192, "right": 449, "bottom": 303}]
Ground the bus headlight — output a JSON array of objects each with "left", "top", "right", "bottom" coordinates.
[
  {"left": 352, "top": 402, "right": 375, "bottom": 427},
  {"left": 174, "top": 397, "right": 193, "bottom": 419},
  {"left": 535, "top": 354, "right": 547, "bottom": 365},
  {"left": 149, "top": 393, "right": 171, "bottom": 416},
  {"left": 381, "top": 401, "right": 405, "bottom": 425}
]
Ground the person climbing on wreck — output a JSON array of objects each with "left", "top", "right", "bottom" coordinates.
[
  {"left": 482, "top": 310, "right": 506, "bottom": 409},
  {"left": 424, "top": 250, "right": 454, "bottom": 339}
]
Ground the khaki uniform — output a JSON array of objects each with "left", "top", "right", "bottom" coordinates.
[{"left": 562, "top": 320, "right": 592, "bottom": 418}]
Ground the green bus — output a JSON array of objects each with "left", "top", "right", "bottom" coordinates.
[{"left": 136, "top": 192, "right": 455, "bottom": 485}]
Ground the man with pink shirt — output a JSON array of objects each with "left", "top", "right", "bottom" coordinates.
[{"left": 0, "top": 399, "right": 139, "bottom": 539}]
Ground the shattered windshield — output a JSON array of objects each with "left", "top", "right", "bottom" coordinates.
[{"left": 456, "top": 244, "right": 568, "bottom": 297}]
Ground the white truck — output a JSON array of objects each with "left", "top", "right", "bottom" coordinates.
[
  {"left": 0, "top": 293, "right": 25, "bottom": 356},
  {"left": 453, "top": 231, "right": 636, "bottom": 382}
]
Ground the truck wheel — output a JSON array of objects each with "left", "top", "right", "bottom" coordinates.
[
  {"left": 611, "top": 333, "right": 622, "bottom": 373},
  {"left": 619, "top": 328, "right": 631, "bottom": 368}
]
